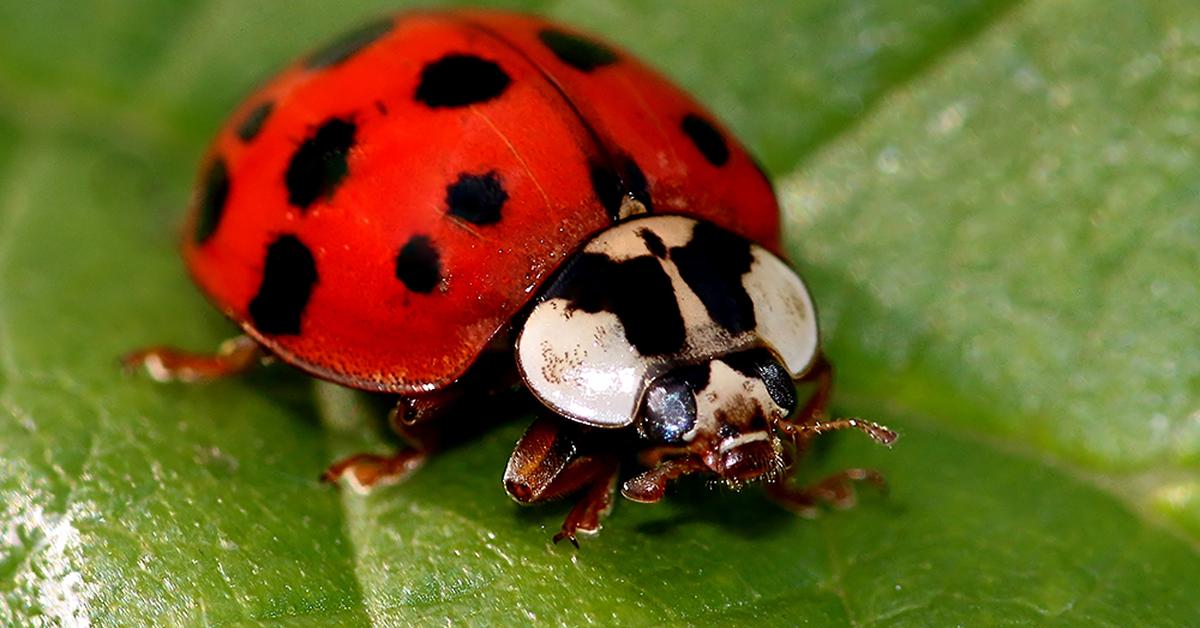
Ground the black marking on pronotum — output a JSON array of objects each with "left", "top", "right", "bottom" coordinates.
[
  {"left": 638, "top": 228, "right": 667, "bottom": 259},
  {"left": 723, "top": 349, "right": 797, "bottom": 412},
  {"left": 306, "top": 16, "right": 394, "bottom": 69},
  {"left": 538, "top": 28, "right": 618, "bottom": 72},
  {"left": 285, "top": 117, "right": 357, "bottom": 210},
  {"left": 237, "top": 101, "right": 274, "bottom": 142},
  {"left": 194, "top": 157, "right": 230, "bottom": 244},
  {"left": 395, "top": 235, "right": 442, "bottom": 293},
  {"left": 415, "top": 54, "right": 511, "bottom": 108},
  {"left": 673, "top": 362, "right": 713, "bottom": 394},
  {"left": 681, "top": 113, "right": 730, "bottom": 167},
  {"left": 249, "top": 235, "right": 318, "bottom": 335},
  {"left": 445, "top": 171, "right": 508, "bottom": 225},
  {"left": 588, "top": 154, "right": 653, "bottom": 221},
  {"left": 671, "top": 221, "right": 756, "bottom": 334},
  {"left": 549, "top": 253, "right": 685, "bottom": 356}
]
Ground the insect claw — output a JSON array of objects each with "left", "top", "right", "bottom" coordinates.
[{"left": 552, "top": 531, "right": 580, "bottom": 548}]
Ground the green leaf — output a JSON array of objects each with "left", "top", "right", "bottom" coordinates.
[{"left": 2, "top": 0, "right": 1197, "bottom": 625}]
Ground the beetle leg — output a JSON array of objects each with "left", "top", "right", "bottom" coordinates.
[
  {"left": 793, "top": 351, "right": 833, "bottom": 425},
  {"left": 323, "top": 352, "right": 524, "bottom": 493},
  {"left": 766, "top": 468, "right": 888, "bottom": 517},
  {"left": 392, "top": 350, "right": 523, "bottom": 426},
  {"left": 549, "top": 458, "right": 620, "bottom": 547},
  {"left": 321, "top": 400, "right": 437, "bottom": 493},
  {"left": 620, "top": 456, "right": 707, "bottom": 503},
  {"left": 121, "top": 335, "right": 261, "bottom": 382},
  {"left": 504, "top": 416, "right": 620, "bottom": 545}
]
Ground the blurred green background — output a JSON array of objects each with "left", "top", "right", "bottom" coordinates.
[{"left": 2, "top": 1, "right": 1198, "bottom": 625}]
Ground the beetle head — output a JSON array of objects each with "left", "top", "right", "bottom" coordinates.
[{"left": 636, "top": 347, "right": 797, "bottom": 486}]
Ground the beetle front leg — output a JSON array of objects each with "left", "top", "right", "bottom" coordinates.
[
  {"left": 793, "top": 351, "right": 833, "bottom": 425},
  {"left": 620, "top": 456, "right": 707, "bottom": 503},
  {"left": 121, "top": 335, "right": 262, "bottom": 382},
  {"left": 504, "top": 416, "right": 620, "bottom": 545},
  {"left": 777, "top": 351, "right": 897, "bottom": 448},
  {"left": 766, "top": 468, "right": 888, "bottom": 517}
]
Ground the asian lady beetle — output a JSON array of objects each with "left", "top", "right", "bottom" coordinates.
[{"left": 125, "top": 9, "right": 896, "bottom": 544}]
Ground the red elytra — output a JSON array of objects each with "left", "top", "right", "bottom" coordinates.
[{"left": 184, "top": 9, "right": 780, "bottom": 395}]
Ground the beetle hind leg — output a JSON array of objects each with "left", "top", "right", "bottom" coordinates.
[
  {"left": 121, "top": 335, "right": 261, "bottom": 382},
  {"left": 321, "top": 450, "right": 428, "bottom": 494},
  {"left": 322, "top": 400, "right": 437, "bottom": 492}
]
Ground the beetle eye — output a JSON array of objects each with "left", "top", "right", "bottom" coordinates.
[
  {"left": 638, "top": 378, "right": 697, "bottom": 443},
  {"left": 723, "top": 347, "right": 797, "bottom": 414},
  {"left": 757, "top": 358, "right": 796, "bottom": 414}
]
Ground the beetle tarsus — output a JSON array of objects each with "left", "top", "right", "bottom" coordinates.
[
  {"left": 766, "top": 467, "right": 888, "bottom": 516},
  {"left": 121, "top": 335, "right": 261, "bottom": 383},
  {"left": 552, "top": 532, "right": 580, "bottom": 549},
  {"left": 321, "top": 450, "right": 427, "bottom": 493}
]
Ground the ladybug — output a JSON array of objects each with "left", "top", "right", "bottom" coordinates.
[{"left": 125, "top": 9, "right": 896, "bottom": 544}]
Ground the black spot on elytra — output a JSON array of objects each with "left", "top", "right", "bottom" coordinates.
[
  {"left": 285, "top": 118, "right": 356, "bottom": 210},
  {"left": 237, "top": 101, "right": 274, "bottom": 142},
  {"left": 638, "top": 228, "right": 667, "bottom": 259},
  {"left": 671, "top": 221, "right": 756, "bottom": 334},
  {"left": 445, "top": 171, "right": 508, "bottom": 225},
  {"left": 395, "top": 235, "right": 442, "bottom": 293},
  {"left": 248, "top": 235, "right": 318, "bottom": 335},
  {"left": 723, "top": 348, "right": 797, "bottom": 412},
  {"left": 538, "top": 28, "right": 618, "bottom": 72},
  {"left": 194, "top": 158, "right": 229, "bottom": 244},
  {"left": 589, "top": 162, "right": 622, "bottom": 220},
  {"left": 682, "top": 113, "right": 730, "bottom": 167},
  {"left": 415, "top": 54, "right": 510, "bottom": 108},
  {"left": 549, "top": 253, "right": 685, "bottom": 356},
  {"left": 589, "top": 154, "right": 653, "bottom": 221},
  {"left": 306, "top": 16, "right": 394, "bottom": 69},
  {"left": 623, "top": 158, "right": 652, "bottom": 211}
]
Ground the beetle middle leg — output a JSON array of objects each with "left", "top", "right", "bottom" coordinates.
[
  {"left": 321, "top": 403, "right": 438, "bottom": 492},
  {"left": 504, "top": 416, "right": 620, "bottom": 546},
  {"left": 325, "top": 350, "right": 523, "bottom": 492}
]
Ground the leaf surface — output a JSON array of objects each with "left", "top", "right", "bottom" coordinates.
[{"left": 0, "top": 1, "right": 1196, "bottom": 625}]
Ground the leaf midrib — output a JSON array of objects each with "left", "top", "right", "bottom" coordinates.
[{"left": 258, "top": 1, "right": 1037, "bottom": 623}]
